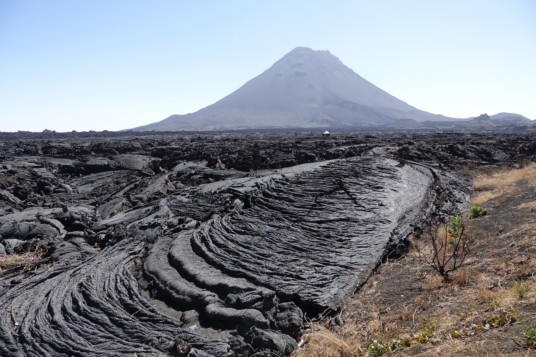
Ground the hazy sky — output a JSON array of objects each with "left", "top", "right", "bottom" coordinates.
[{"left": 1, "top": 0, "right": 535, "bottom": 131}]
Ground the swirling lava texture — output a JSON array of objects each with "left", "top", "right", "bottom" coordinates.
[
  {"left": 0, "top": 141, "right": 469, "bottom": 356},
  {"left": 0, "top": 239, "right": 229, "bottom": 357},
  {"left": 176, "top": 157, "right": 432, "bottom": 310}
]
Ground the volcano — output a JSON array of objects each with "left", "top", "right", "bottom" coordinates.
[{"left": 133, "top": 47, "right": 454, "bottom": 131}]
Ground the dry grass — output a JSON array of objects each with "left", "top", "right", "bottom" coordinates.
[
  {"left": 515, "top": 201, "right": 536, "bottom": 211},
  {"left": 0, "top": 249, "right": 43, "bottom": 273},
  {"left": 472, "top": 163, "right": 536, "bottom": 204},
  {"left": 297, "top": 324, "right": 358, "bottom": 357},
  {"left": 295, "top": 164, "right": 536, "bottom": 356},
  {"left": 450, "top": 267, "right": 473, "bottom": 286}
]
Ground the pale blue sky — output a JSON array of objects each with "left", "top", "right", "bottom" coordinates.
[{"left": 1, "top": 0, "right": 535, "bottom": 131}]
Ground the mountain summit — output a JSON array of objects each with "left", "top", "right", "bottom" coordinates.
[{"left": 134, "top": 47, "right": 453, "bottom": 131}]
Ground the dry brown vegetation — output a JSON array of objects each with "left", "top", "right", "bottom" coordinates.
[
  {"left": 0, "top": 248, "right": 44, "bottom": 274},
  {"left": 294, "top": 163, "right": 536, "bottom": 356},
  {"left": 472, "top": 163, "right": 536, "bottom": 205}
]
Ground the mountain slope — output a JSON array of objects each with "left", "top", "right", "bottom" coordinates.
[
  {"left": 490, "top": 112, "right": 532, "bottom": 122},
  {"left": 133, "top": 47, "right": 455, "bottom": 131}
]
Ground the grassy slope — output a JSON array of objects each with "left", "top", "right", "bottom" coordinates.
[{"left": 295, "top": 164, "right": 536, "bottom": 357}]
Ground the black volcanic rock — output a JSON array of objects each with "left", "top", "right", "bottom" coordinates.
[
  {"left": 133, "top": 47, "right": 455, "bottom": 131},
  {"left": 2, "top": 133, "right": 535, "bottom": 356}
]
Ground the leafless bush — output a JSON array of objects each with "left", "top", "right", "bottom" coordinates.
[{"left": 411, "top": 217, "right": 473, "bottom": 283}]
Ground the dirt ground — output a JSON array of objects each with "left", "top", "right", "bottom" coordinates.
[{"left": 295, "top": 164, "right": 536, "bottom": 357}]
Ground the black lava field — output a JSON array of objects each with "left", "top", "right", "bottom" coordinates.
[{"left": 1, "top": 132, "right": 535, "bottom": 356}]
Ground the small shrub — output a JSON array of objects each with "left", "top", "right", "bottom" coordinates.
[
  {"left": 513, "top": 283, "right": 529, "bottom": 299},
  {"left": 366, "top": 340, "right": 387, "bottom": 356},
  {"left": 485, "top": 300, "right": 500, "bottom": 311},
  {"left": 469, "top": 205, "right": 484, "bottom": 219},
  {"left": 524, "top": 326, "right": 536, "bottom": 348},
  {"left": 419, "top": 320, "right": 439, "bottom": 339},
  {"left": 447, "top": 214, "right": 465, "bottom": 236},
  {"left": 484, "top": 308, "right": 518, "bottom": 328},
  {"left": 399, "top": 339, "right": 411, "bottom": 347},
  {"left": 412, "top": 216, "right": 473, "bottom": 283}
]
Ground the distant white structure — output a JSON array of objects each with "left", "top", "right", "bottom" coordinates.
[{"left": 322, "top": 130, "right": 331, "bottom": 137}]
